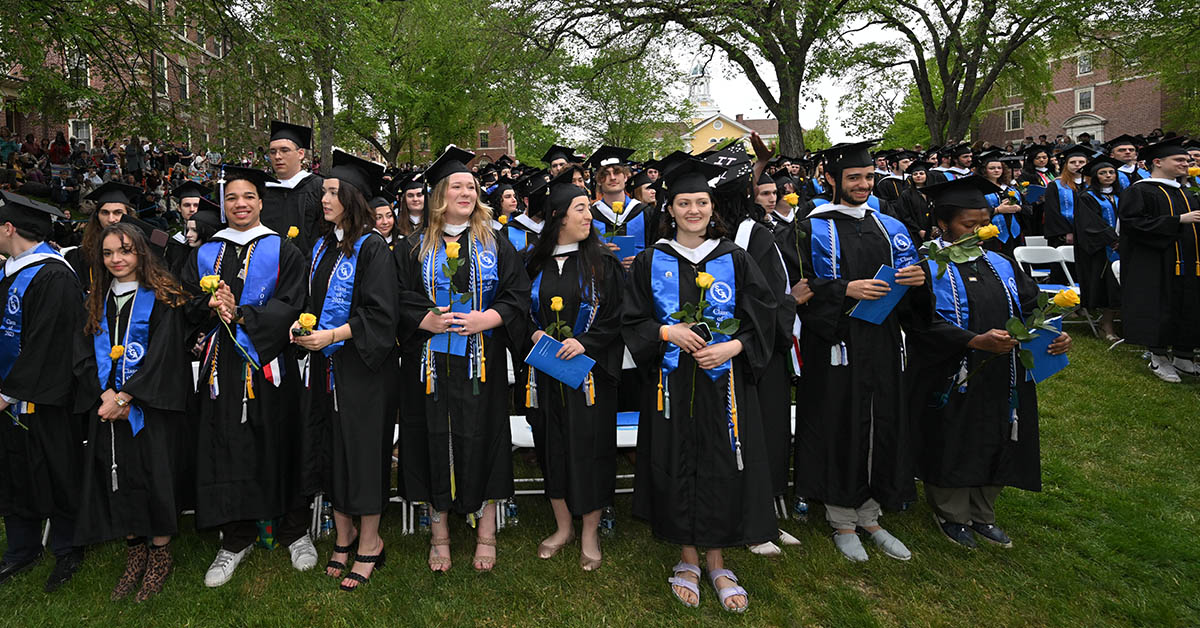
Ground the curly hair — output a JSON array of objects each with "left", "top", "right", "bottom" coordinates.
[{"left": 84, "top": 223, "right": 189, "bottom": 335}]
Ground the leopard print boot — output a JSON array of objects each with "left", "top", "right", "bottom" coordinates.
[
  {"left": 135, "top": 543, "right": 173, "bottom": 603},
  {"left": 111, "top": 542, "right": 148, "bottom": 601}
]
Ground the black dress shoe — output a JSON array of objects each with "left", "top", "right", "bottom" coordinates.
[
  {"left": 0, "top": 553, "right": 42, "bottom": 585},
  {"left": 970, "top": 522, "right": 1013, "bottom": 548},
  {"left": 44, "top": 550, "right": 84, "bottom": 593},
  {"left": 936, "top": 519, "right": 977, "bottom": 549}
]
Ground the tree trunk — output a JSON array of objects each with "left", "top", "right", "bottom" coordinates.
[
  {"left": 317, "top": 52, "right": 335, "bottom": 169},
  {"left": 774, "top": 87, "right": 806, "bottom": 155}
]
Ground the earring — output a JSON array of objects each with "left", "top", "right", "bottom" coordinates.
[
  {"left": 670, "top": 217, "right": 676, "bottom": 227},
  {"left": 709, "top": 218, "right": 715, "bottom": 227}
]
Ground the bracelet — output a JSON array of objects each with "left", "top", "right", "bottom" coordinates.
[
  {"left": 330, "top": 329, "right": 337, "bottom": 343},
  {"left": 660, "top": 325, "right": 670, "bottom": 342},
  {"left": 115, "top": 396, "right": 129, "bottom": 408}
]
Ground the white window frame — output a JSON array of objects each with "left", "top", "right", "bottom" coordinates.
[
  {"left": 178, "top": 61, "right": 188, "bottom": 100},
  {"left": 67, "top": 48, "right": 90, "bottom": 89},
  {"left": 1077, "top": 54, "right": 1093, "bottom": 76},
  {"left": 1075, "top": 87, "right": 1094, "bottom": 113},
  {"left": 68, "top": 119, "right": 92, "bottom": 144},
  {"left": 154, "top": 55, "right": 168, "bottom": 96},
  {"left": 1005, "top": 107, "right": 1024, "bottom": 132},
  {"left": 478, "top": 129, "right": 489, "bottom": 149},
  {"left": 713, "top": 119, "right": 724, "bottom": 130},
  {"left": 176, "top": 5, "right": 188, "bottom": 38},
  {"left": 1006, "top": 83, "right": 1019, "bottom": 98}
]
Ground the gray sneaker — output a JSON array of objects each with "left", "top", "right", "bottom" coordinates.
[
  {"left": 832, "top": 533, "right": 869, "bottom": 562},
  {"left": 288, "top": 534, "right": 318, "bottom": 571},
  {"left": 1172, "top": 356, "right": 1200, "bottom": 376},
  {"left": 1150, "top": 354, "right": 1181, "bottom": 383},
  {"left": 204, "top": 545, "right": 252, "bottom": 588},
  {"left": 868, "top": 528, "right": 912, "bottom": 561}
]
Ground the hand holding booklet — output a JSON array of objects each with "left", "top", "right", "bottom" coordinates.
[
  {"left": 848, "top": 265, "right": 908, "bottom": 325},
  {"left": 524, "top": 334, "right": 595, "bottom": 389}
]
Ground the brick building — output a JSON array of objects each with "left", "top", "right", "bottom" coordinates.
[{"left": 978, "top": 53, "right": 1167, "bottom": 146}]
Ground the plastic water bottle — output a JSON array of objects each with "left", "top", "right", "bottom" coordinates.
[
  {"left": 792, "top": 496, "right": 809, "bottom": 522},
  {"left": 504, "top": 500, "right": 519, "bottom": 526},
  {"left": 599, "top": 506, "right": 615, "bottom": 537},
  {"left": 417, "top": 503, "right": 430, "bottom": 533},
  {"left": 320, "top": 500, "right": 334, "bottom": 537}
]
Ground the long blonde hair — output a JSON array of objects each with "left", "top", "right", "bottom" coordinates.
[{"left": 417, "top": 174, "right": 495, "bottom": 260}]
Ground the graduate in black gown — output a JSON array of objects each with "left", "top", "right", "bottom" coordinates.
[
  {"left": 978, "top": 152, "right": 1029, "bottom": 258},
  {"left": 1117, "top": 138, "right": 1200, "bottom": 383},
  {"left": 502, "top": 169, "right": 551, "bottom": 257},
  {"left": 73, "top": 223, "right": 190, "bottom": 601},
  {"left": 1074, "top": 157, "right": 1123, "bottom": 341},
  {"left": 69, "top": 182, "right": 142, "bottom": 287},
  {"left": 523, "top": 178, "right": 623, "bottom": 571},
  {"left": 1017, "top": 145, "right": 1055, "bottom": 237},
  {"left": 908, "top": 176, "right": 1071, "bottom": 549},
  {"left": 179, "top": 166, "right": 313, "bottom": 588},
  {"left": 1041, "top": 145, "right": 1093, "bottom": 247},
  {"left": 289, "top": 151, "right": 398, "bottom": 591},
  {"left": 588, "top": 146, "right": 657, "bottom": 273},
  {"left": 395, "top": 173, "right": 427, "bottom": 239},
  {"left": 623, "top": 158, "right": 776, "bottom": 613},
  {"left": 792, "top": 140, "right": 926, "bottom": 564},
  {"left": 393, "top": 147, "right": 530, "bottom": 573},
  {"left": 0, "top": 192, "right": 86, "bottom": 592},
  {"left": 262, "top": 121, "right": 325, "bottom": 254},
  {"left": 896, "top": 161, "right": 934, "bottom": 242}
]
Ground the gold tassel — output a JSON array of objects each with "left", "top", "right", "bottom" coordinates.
[
  {"left": 25, "top": 402, "right": 34, "bottom": 414},
  {"left": 479, "top": 335, "right": 486, "bottom": 382},
  {"left": 525, "top": 369, "right": 533, "bottom": 408},
  {"left": 656, "top": 369, "right": 664, "bottom": 411},
  {"left": 245, "top": 363, "right": 255, "bottom": 400},
  {"left": 587, "top": 372, "right": 595, "bottom": 405}
]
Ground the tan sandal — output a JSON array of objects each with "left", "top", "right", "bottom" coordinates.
[
  {"left": 537, "top": 531, "right": 575, "bottom": 559},
  {"left": 473, "top": 536, "right": 496, "bottom": 572},
  {"left": 428, "top": 536, "right": 451, "bottom": 572}
]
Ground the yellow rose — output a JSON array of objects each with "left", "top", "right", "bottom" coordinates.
[
  {"left": 696, "top": 272, "right": 715, "bottom": 290},
  {"left": 1007, "top": 189, "right": 1017, "bottom": 198},
  {"left": 976, "top": 224, "right": 1001, "bottom": 241},
  {"left": 298, "top": 313, "right": 317, "bottom": 331},
  {"left": 109, "top": 345, "right": 124, "bottom": 360},
  {"left": 1052, "top": 289, "right": 1080, "bottom": 308},
  {"left": 286, "top": 226, "right": 299, "bottom": 239},
  {"left": 612, "top": 200, "right": 624, "bottom": 215},
  {"left": 445, "top": 241, "right": 461, "bottom": 259},
  {"left": 199, "top": 275, "right": 221, "bottom": 293},
  {"left": 783, "top": 193, "right": 800, "bottom": 206},
  {"left": 1189, "top": 166, "right": 1200, "bottom": 177},
  {"left": 498, "top": 214, "right": 508, "bottom": 225},
  {"left": 550, "top": 296, "right": 564, "bottom": 312}
]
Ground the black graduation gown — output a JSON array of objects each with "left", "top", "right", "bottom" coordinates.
[
  {"left": 525, "top": 251, "right": 623, "bottom": 516},
  {"left": 1041, "top": 179, "right": 1078, "bottom": 246},
  {"left": 65, "top": 246, "right": 94, "bottom": 288},
  {"left": 1073, "top": 188, "right": 1121, "bottom": 309},
  {"left": 393, "top": 231, "right": 530, "bottom": 515},
  {"left": 0, "top": 258, "right": 84, "bottom": 521},
  {"left": 908, "top": 256, "right": 1043, "bottom": 491},
  {"left": 261, "top": 173, "right": 326, "bottom": 256},
  {"left": 180, "top": 231, "right": 306, "bottom": 529},
  {"left": 73, "top": 292, "right": 190, "bottom": 544},
  {"left": 874, "top": 176, "right": 904, "bottom": 202},
  {"left": 792, "top": 212, "right": 917, "bottom": 511},
  {"left": 771, "top": 212, "right": 805, "bottom": 284},
  {"left": 299, "top": 232, "right": 399, "bottom": 516},
  {"left": 623, "top": 239, "right": 776, "bottom": 547},
  {"left": 1118, "top": 180, "right": 1200, "bottom": 348},
  {"left": 1018, "top": 169, "right": 1055, "bottom": 238},
  {"left": 734, "top": 220, "right": 792, "bottom": 496},
  {"left": 897, "top": 186, "right": 933, "bottom": 242}
]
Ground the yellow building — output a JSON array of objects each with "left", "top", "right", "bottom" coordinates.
[{"left": 681, "top": 113, "right": 780, "bottom": 155}]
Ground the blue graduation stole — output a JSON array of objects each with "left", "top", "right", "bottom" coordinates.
[
  {"left": 309, "top": 234, "right": 370, "bottom": 358},
  {"left": 812, "top": 179, "right": 824, "bottom": 195},
  {"left": 1086, "top": 191, "right": 1120, "bottom": 262},
  {"left": 0, "top": 242, "right": 63, "bottom": 381},
  {"left": 505, "top": 227, "right": 528, "bottom": 251},
  {"left": 927, "top": 250, "right": 1021, "bottom": 330},
  {"left": 418, "top": 234, "right": 499, "bottom": 397},
  {"left": 1117, "top": 170, "right": 1132, "bottom": 189},
  {"left": 812, "top": 198, "right": 829, "bottom": 207},
  {"left": 94, "top": 286, "right": 155, "bottom": 435},
  {"left": 197, "top": 235, "right": 280, "bottom": 368},
  {"left": 530, "top": 267, "right": 595, "bottom": 335},
  {"left": 809, "top": 212, "right": 917, "bottom": 280},
  {"left": 944, "top": 171, "right": 957, "bottom": 181},
  {"left": 649, "top": 249, "right": 737, "bottom": 381},
  {"left": 1053, "top": 180, "right": 1076, "bottom": 226},
  {"left": 592, "top": 198, "right": 646, "bottom": 245},
  {"left": 984, "top": 190, "right": 1023, "bottom": 243}
]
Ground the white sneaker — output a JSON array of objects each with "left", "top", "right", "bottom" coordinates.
[
  {"left": 205, "top": 545, "right": 252, "bottom": 588},
  {"left": 1172, "top": 356, "right": 1200, "bottom": 376},
  {"left": 778, "top": 529, "right": 802, "bottom": 546},
  {"left": 748, "top": 541, "right": 782, "bottom": 556},
  {"left": 288, "top": 534, "right": 318, "bottom": 571},
  {"left": 1150, "top": 355, "right": 1182, "bottom": 383}
]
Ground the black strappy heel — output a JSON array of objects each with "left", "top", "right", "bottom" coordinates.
[
  {"left": 340, "top": 546, "right": 385, "bottom": 591},
  {"left": 325, "top": 535, "right": 359, "bottom": 578}
]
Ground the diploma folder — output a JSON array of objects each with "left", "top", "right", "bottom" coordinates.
[
  {"left": 1023, "top": 184, "right": 1047, "bottom": 205},
  {"left": 848, "top": 265, "right": 908, "bottom": 325},
  {"left": 1023, "top": 317, "right": 1069, "bottom": 383},
  {"left": 524, "top": 334, "right": 595, "bottom": 389}
]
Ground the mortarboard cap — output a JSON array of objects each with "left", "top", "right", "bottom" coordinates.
[
  {"left": 660, "top": 158, "right": 725, "bottom": 197},
  {"left": 424, "top": 145, "right": 476, "bottom": 187},
  {"left": 85, "top": 181, "right": 142, "bottom": 207},
  {"left": 171, "top": 181, "right": 210, "bottom": 200},
  {"left": 585, "top": 145, "right": 636, "bottom": 170},
  {"left": 542, "top": 144, "right": 576, "bottom": 165},
  {"left": 1104, "top": 134, "right": 1141, "bottom": 150},
  {"left": 1138, "top": 136, "right": 1189, "bottom": 163},
  {"left": 1083, "top": 156, "right": 1124, "bottom": 177},
  {"left": 546, "top": 168, "right": 590, "bottom": 214},
  {"left": 269, "top": 120, "right": 312, "bottom": 150},
  {"left": 923, "top": 175, "right": 1002, "bottom": 212},
  {"left": 0, "top": 190, "right": 66, "bottom": 239},
  {"left": 818, "top": 139, "right": 879, "bottom": 171},
  {"left": 119, "top": 213, "right": 173, "bottom": 252},
  {"left": 1057, "top": 144, "right": 1098, "bottom": 162},
  {"left": 330, "top": 150, "right": 385, "bottom": 198}
]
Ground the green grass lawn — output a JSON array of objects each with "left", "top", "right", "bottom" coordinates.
[{"left": 1, "top": 335, "right": 1197, "bottom": 627}]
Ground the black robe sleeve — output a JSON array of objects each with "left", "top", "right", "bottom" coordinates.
[
  {"left": 345, "top": 235, "right": 400, "bottom": 370},
  {"left": 2, "top": 263, "right": 83, "bottom": 406},
  {"left": 745, "top": 223, "right": 790, "bottom": 351},
  {"left": 1074, "top": 194, "right": 1119, "bottom": 256},
  {"left": 621, "top": 248, "right": 666, "bottom": 370},
  {"left": 488, "top": 235, "right": 532, "bottom": 348},
  {"left": 730, "top": 247, "right": 776, "bottom": 379},
  {"left": 1042, "top": 181, "right": 1073, "bottom": 239},
  {"left": 392, "top": 235, "right": 430, "bottom": 347}
]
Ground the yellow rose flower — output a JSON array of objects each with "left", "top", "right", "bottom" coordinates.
[
  {"left": 1189, "top": 166, "right": 1200, "bottom": 177},
  {"left": 498, "top": 214, "right": 508, "bottom": 225},
  {"left": 109, "top": 345, "right": 124, "bottom": 360},
  {"left": 696, "top": 272, "right": 715, "bottom": 290},
  {"left": 1052, "top": 289, "right": 1080, "bottom": 308},
  {"left": 445, "top": 241, "right": 461, "bottom": 259},
  {"left": 783, "top": 193, "right": 800, "bottom": 206},
  {"left": 1007, "top": 189, "right": 1017, "bottom": 198},
  {"left": 612, "top": 200, "right": 624, "bottom": 215},
  {"left": 199, "top": 275, "right": 220, "bottom": 293},
  {"left": 298, "top": 313, "right": 317, "bottom": 331},
  {"left": 976, "top": 224, "right": 1001, "bottom": 241},
  {"left": 550, "top": 296, "right": 564, "bottom": 312},
  {"left": 286, "top": 226, "right": 299, "bottom": 239}
]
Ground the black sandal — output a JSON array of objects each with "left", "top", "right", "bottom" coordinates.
[
  {"left": 325, "top": 535, "right": 359, "bottom": 578},
  {"left": 340, "top": 546, "right": 385, "bottom": 591}
]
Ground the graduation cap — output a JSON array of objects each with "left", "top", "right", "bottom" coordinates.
[
  {"left": 330, "top": 150, "right": 385, "bottom": 198},
  {"left": 368, "top": 193, "right": 393, "bottom": 209},
  {"left": 999, "top": 154, "right": 1026, "bottom": 166},
  {"left": 85, "top": 181, "right": 142, "bottom": 207},
  {"left": 885, "top": 150, "right": 918, "bottom": 165},
  {"left": 119, "top": 213, "right": 173, "bottom": 252},
  {"left": 818, "top": 139, "right": 879, "bottom": 172},
  {"left": 269, "top": 120, "right": 312, "bottom": 150},
  {"left": 518, "top": 169, "right": 553, "bottom": 217},
  {"left": 947, "top": 143, "right": 972, "bottom": 157},
  {"left": 1022, "top": 143, "right": 1053, "bottom": 156},
  {"left": 546, "top": 168, "right": 590, "bottom": 214},
  {"left": 395, "top": 171, "right": 425, "bottom": 193},
  {"left": 626, "top": 170, "right": 653, "bottom": 192},
  {"left": 425, "top": 145, "right": 476, "bottom": 187},
  {"left": 1084, "top": 156, "right": 1124, "bottom": 177},
  {"left": 585, "top": 145, "right": 636, "bottom": 170},
  {"left": 904, "top": 160, "right": 931, "bottom": 174},
  {"left": 1057, "top": 144, "right": 1098, "bottom": 162},
  {"left": 1104, "top": 134, "right": 1141, "bottom": 151},
  {"left": 542, "top": 144, "right": 576, "bottom": 165},
  {"left": 191, "top": 206, "right": 223, "bottom": 234},
  {"left": 0, "top": 190, "right": 66, "bottom": 239},
  {"left": 171, "top": 181, "right": 210, "bottom": 200},
  {"left": 922, "top": 175, "right": 1002, "bottom": 211},
  {"left": 974, "top": 150, "right": 1005, "bottom": 165},
  {"left": 660, "top": 158, "right": 725, "bottom": 197},
  {"left": 495, "top": 155, "right": 515, "bottom": 168},
  {"left": 1139, "top": 136, "right": 1189, "bottom": 162}
]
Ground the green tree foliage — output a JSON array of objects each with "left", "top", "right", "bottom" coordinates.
[{"left": 1100, "top": 0, "right": 1199, "bottom": 132}]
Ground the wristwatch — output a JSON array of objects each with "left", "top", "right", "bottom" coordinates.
[{"left": 235, "top": 306, "right": 245, "bottom": 322}]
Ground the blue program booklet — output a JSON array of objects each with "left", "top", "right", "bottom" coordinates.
[
  {"left": 1023, "top": 184, "right": 1047, "bottom": 205},
  {"left": 429, "top": 287, "right": 469, "bottom": 356},
  {"left": 1023, "top": 317, "right": 1068, "bottom": 383},
  {"left": 524, "top": 334, "right": 595, "bottom": 389},
  {"left": 609, "top": 235, "right": 640, "bottom": 259},
  {"left": 848, "top": 265, "right": 909, "bottom": 325}
]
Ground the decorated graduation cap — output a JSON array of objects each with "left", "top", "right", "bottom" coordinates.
[
  {"left": 1104, "top": 134, "right": 1141, "bottom": 150},
  {"left": 424, "top": 145, "right": 476, "bottom": 188},
  {"left": 269, "top": 120, "right": 312, "bottom": 150},
  {"left": 818, "top": 139, "right": 879, "bottom": 173},
  {"left": 0, "top": 190, "right": 67, "bottom": 239},
  {"left": 215, "top": 165, "right": 279, "bottom": 223},
  {"left": 585, "top": 145, "right": 636, "bottom": 170},
  {"left": 659, "top": 157, "right": 725, "bottom": 199},
  {"left": 541, "top": 144, "right": 576, "bottom": 165},
  {"left": 1139, "top": 136, "right": 1189, "bottom": 162},
  {"left": 85, "top": 181, "right": 143, "bottom": 207},
  {"left": 923, "top": 175, "right": 1002, "bottom": 213},
  {"left": 1084, "top": 156, "right": 1124, "bottom": 177},
  {"left": 330, "top": 150, "right": 384, "bottom": 199}
]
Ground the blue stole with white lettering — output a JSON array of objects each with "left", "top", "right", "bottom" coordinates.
[
  {"left": 309, "top": 234, "right": 370, "bottom": 357},
  {"left": 0, "top": 243, "right": 64, "bottom": 382},
  {"left": 984, "top": 190, "right": 1023, "bottom": 243},
  {"left": 928, "top": 251, "right": 1021, "bottom": 330},
  {"left": 94, "top": 286, "right": 155, "bottom": 435},
  {"left": 1053, "top": 180, "right": 1076, "bottom": 226},
  {"left": 1086, "top": 191, "right": 1120, "bottom": 262},
  {"left": 419, "top": 235, "right": 499, "bottom": 355},
  {"left": 809, "top": 212, "right": 917, "bottom": 280},
  {"left": 650, "top": 249, "right": 737, "bottom": 381},
  {"left": 196, "top": 235, "right": 281, "bottom": 368},
  {"left": 505, "top": 227, "right": 528, "bottom": 251},
  {"left": 530, "top": 266, "right": 594, "bottom": 335}
]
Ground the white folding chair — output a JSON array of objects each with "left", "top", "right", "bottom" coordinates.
[
  {"left": 1056, "top": 244, "right": 1076, "bottom": 264},
  {"left": 1014, "top": 246, "right": 1095, "bottom": 335},
  {"left": 1013, "top": 245, "right": 1053, "bottom": 280},
  {"left": 1023, "top": 235, "right": 1048, "bottom": 247}
]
